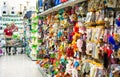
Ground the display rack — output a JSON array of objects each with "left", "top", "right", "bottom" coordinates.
[
  {"left": 28, "top": 14, "right": 39, "bottom": 61},
  {"left": 24, "top": 19, "right": 31, "bottom": 57},
  {"left": 38, "top": 0, "right": 86, "bottom": 16},
  {"left": 0, "top": 15, "right": 25, "bottom": 55},
  {"left": 36, "top": 0, "right": 120, "bottom": 77},
  {"left": 1, "top": 15, "right": 24, "bottom": 42}
]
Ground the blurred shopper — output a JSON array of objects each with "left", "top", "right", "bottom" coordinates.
[{"left": 4, "top": 24, "right": 13, "bottom": 55}]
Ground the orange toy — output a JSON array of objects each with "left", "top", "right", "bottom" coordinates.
[{"left": 36, "top": 60, "right": 40, "bottom": 64}]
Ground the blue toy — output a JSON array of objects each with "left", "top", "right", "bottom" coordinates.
[
  {"left": 55, "top": 0, "right": 61, "bottom": 6},
  {"left": 57, "top": 31, "right": 62, "bottom": 38},
  {"left": 74, "top": 61, "right": 79, "bottom": 68},
  {"left": 108, "top": 36, "right": 116, "bottom": 45},
  {"left": 116, "top": 19, "right": 120, "bottom": 27},
  {"left": 108, "top": 36, "right": 120, "bottom": 51},
  {"left": 38, "top": 0, "right": 43, "bottom": 7}
]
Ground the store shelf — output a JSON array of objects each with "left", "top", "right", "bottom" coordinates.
[
  {"left": 38, "top": 0, "right": 86, "bottom": 16},
  {"left": 28, "top": 55, "right": 37, "bottom": 61},
  {"left": 37, "top": 65, "right": 51, "bottom": 77}
]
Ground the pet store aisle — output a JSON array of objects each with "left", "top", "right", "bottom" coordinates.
[{"left": 0, "top": 54, "right": 44, "bottom": 77}]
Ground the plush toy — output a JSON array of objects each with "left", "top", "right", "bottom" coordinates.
[
  {"left": 114, "top": 34, "right": 120, "bottom": 42},
  {"left": 53, "top": 22, "right": 59, "bottom": 33},
  {"left": 73, "top": 57, "right": 80, "bottom": 76},
  {"left": 69, "top": 7, "right": 77, "bottom": 23},
  {"left": 55, "top": 0, "right": 61, "bottom": 6},
  {"left": 47, "top": 0, "right": 55, "bottom": 9},
  {"left": 85, "top": 12, "right": 95, "bottom": 26},
  {"left": 60, "top": 55, "right": 68, "bottom": 73},
  {"left": 65, "top": 59, "right": 73, "bottom": 74},
  {"left": 108, "top": 35, "right": 120, "bottom": 51},
  {"left": 66, "top": 44, "right": 74, "bottom": 58},
  {"left": 87, "top": 27, "right": 93, "bottom": 41},
  {"left": 117, "top": 50, "right": 120, "bottom": 58},
  {"left": 40, "top": 58, "right": 49, "bottom": 67},
  {"left": 73, "top": 24, "right": 79, "bottom": 33},
  {"left": 77, "top": 38, "right": 83, "bottom": 52},
  {"left": 60, "top": 12, "right": 69, "bottom": 28},
  {"left": 50, "top": 52, "right": 56, "bottom": 64},
  {"left": 72, "top": 39, "right": 78, "bottom": 52},
  {"left": 75, "top": 5, "right": 80, "bottom": 15},
  {"left": 72, "top": 68, "right": 78, "bottom": 77},
  {"left": 96, "top": 10, "right": 105, "bottom": 25},
  {"left": 70, "top": 13, "right": 78, "bottom": 24},
  {"left": 49, "top": 65, "right": 54, "bottom": 76},
  {"left": 61, "top": 0, "right": 68, "bottom": 3},
  {"left": 88, "top": 0, "right": 95, "bottom": 12},
  {"left": 57, "top": 30, "right": 63, "bottom": 39},
  {"left": 106, "top": 0, "right": 116, "bottom": 8},
  {"left": 46, "top": 15, "right": 51, "bottom": 25},
  {"left": 116, "top": 15, "right": 120, "bottom": 27},
  {"left": 73, "top": 58, "right": 79, "bottom": 68}
]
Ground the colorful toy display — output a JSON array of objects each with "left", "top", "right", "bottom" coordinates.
[
  {"left": 26, "top": 13, "right": 39, "bottom": 60},
  {"left": 36, "top": 0, "right": 120, "bottom": 77}
]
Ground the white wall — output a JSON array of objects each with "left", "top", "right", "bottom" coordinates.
[{"left": 0, "top": 0, "right": 36, "bottom": 13}]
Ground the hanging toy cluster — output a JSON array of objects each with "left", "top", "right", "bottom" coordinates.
[{"left": 36, "top": 0, "right": 120, "bottom": 77}]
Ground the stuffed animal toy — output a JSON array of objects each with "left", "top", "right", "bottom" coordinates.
[
  {"left": 61, "top": 0, "right": 68, "bottom": 3},
  {"left": 114, "top": 33, "right": 120, "bottom": 42},
  {"left": 53, "top": 22, "right": 59, "bottom": 33},
  {"left": 55, "top": 0, "right": 61, "bottom": 6},
  {"left": 79, "top": 27, "right": 86, "bottom": 36},
  {"left": 106, "top": 0, "right": 116, "bottom": 8},
  {"left": 50, "top": 52, "right": 56, "bottom": 64},
  {"left": 60, "top": 12, "right": 69, "bottom": 28},
  {"left": 49, "top": 65, "right": 54, "bottom": 76},
  {"left": 73, "top": 58, "right": 79, "bottom": 68},
  {"left": 46, "top": 15, "right": 51, "bottom": 25},
  {"left": 73, "top": 23, "right": 79, "bottom": 33},
  {"left": 38, "top": 0, "right": 44, "bottom": 12},
  {"left": 65, "top": 59, "right": 73, "bottom": 75},
  {"left": 57, "top": 48, "right": 62, "bottom": 60},
  {"left": 60, "top": 55, "right": 68, "bottom": 74},
  {"left": 87, "top": 0, "right": 96, "bottom": 12},
  {"left": 66, "top": 44, "right": 74, "bottom": 58},
  {"left": 116, "top": 15, "right": 120, "bottom": 27},
  {"left": 47, "top": 0, "right": 55, "bottom": 9},
  {"left": 77, "top": 38, "right": 83, "bottom": 52},
  {"left": 117, "top": 50, "right": 120, "bottom": 58},
  {"left": 70, "top": 13, "right": 78, "bottom": 24},
  {"left": 86, "top": 27, "right": 92, "bottom": 42},
  {"left": 75, "top": 5, "right": 80, "bottom": 15},
  {"left": 85, "top": 12, "right": 95, "bottom": 26},
  {"left": 72, "top": 68, "right": 78, "bottom": 77},
  {"left": 72, "top": 32, "right": 81, "bottom": 52},
  {"left": 108, "top": 36, "right": 120, "bottom": 51},
  {"left": 96, "top": 10, "right": 105, "bottom": 25},
  {"left": 72, "top": 58, "right": 80, "bottom": 77}
]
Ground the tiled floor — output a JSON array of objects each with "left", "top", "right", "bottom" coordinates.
[{"left": 0, "top": 54, "right": 44, "bottom": 77}]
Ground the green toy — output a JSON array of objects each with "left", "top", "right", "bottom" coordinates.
[
  {"left": 31, "top": 29, "right": 38, "bottom": 33},
  {"left": 31, "top": 36, "right": 37, "bottom": 40},
  {"left": 32, "top": 44, "right": 37, "bottom": 49},
  {"left": 50, "top": 53, "right": 56, "bottom": 58},
  {"left": 38, "top": 39, "right": 43, "bottom": 43}
]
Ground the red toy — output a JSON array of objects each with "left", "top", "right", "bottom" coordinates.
[{"left": 61, "top": 0, "right": 68, "bottom": 3}]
